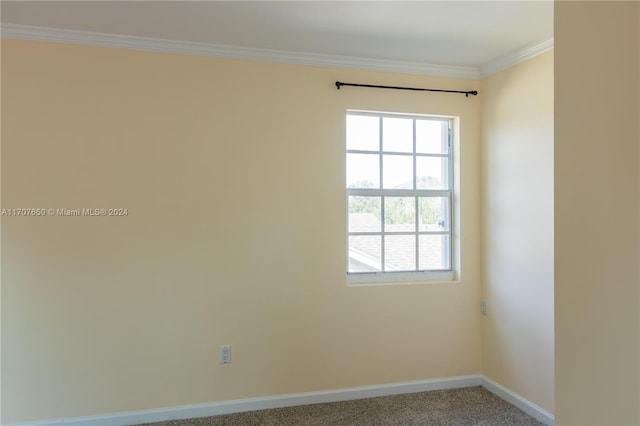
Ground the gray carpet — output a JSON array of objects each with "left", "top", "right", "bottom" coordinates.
[{"left": 138, "top": 386, "right": 545, "bottom": 425}]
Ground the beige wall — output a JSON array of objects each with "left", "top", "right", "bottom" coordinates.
[
  {"left": 0, "top": 37, "right": 3, "bottom": 425},
  {"left": 555, "top": 1, "right": 640, "bottom": 425},
  {"left": 0, "top": 39, "right": 482, "bottom": 423},
  {"left": 481, "top": 51, "right": 555, "bottom": 413}
]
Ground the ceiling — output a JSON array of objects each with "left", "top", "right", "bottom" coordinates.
[{"left": 0, "top": 1, "right": 553, "bottom": 76}]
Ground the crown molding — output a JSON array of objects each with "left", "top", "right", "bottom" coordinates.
[
  {"left": 1, "top": 23, "right": 552, "bottom": 80},
  {"left": 480, "top": 37, "right": 554, "bottom": 77},
  {"left": 0, "top": 23, "right": 483, "bottom": 80}
]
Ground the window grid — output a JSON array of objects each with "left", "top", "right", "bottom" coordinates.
[{"left": 347, "top": 111, "right": 453, "bottom": 276}]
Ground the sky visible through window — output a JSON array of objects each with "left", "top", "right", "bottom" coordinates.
[{"left": 346, "top": 115, "right": 445, "bottom": 189}]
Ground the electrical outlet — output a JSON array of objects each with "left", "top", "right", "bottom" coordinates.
[
  {"left": 219, "top": 345, "right": 231, "bottom": 364},
  {"left": 481, "top": 300, "right": 488, "bottom": 316}
]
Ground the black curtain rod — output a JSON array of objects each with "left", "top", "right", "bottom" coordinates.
[{"left": 335, "top": 81, "right": 478, "bottom": 97}]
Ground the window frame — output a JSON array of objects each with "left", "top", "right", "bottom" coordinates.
[{"left": 346, "top": 110, "right": 456, "bottom": 284}]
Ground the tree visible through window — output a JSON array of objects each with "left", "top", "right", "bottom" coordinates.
[{"left": 346, "top": 111, "right": 453, "bottom": 280}]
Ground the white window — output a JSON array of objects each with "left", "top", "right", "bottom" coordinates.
[{"left": 346, "top": 111, "right": 454, "bottom": 283}]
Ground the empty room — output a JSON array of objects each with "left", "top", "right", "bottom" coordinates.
[{"left": 1, "top": 1, "right": 638, "bottom": 425}]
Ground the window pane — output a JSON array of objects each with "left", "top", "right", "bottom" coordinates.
[
  {"left": 347, "top": 115, "right": 379, "bottom": 151},
  {"left": 382, "top": 117, "right": 413, "bottom": 153},
  {"left": 346, "top": 113, "right": 455, "bottom": 279},
  {"left": 416, "top": 156, "right": 449, "bottom": 190},
  {"left": 384, "top": 197, "right": 415, "bottom": 232},
  {"left": 418, "top": 197, "right": 449, "bottom": 232},
  {"left": 416, "top": 120, "right": 447, "bottom": 154},
  {"left": 348, "top": 197, "right": 381, "bottom": 232},
  {"left": 347, "top": 153, "right": 379, "bottom": 188},
  {"left": 348, "top": 235, "right": 381, "bottom": 272},
  {"left": 419, "top": 235, "right": 450, "bottom": 270},
  {"left": 385, "top": 235, "right": 416, "bottom": 271},
  {"left": 383, "top": 155, "right": 413, "bottom": 189}
]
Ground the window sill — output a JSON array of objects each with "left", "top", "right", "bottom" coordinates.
[{"left": 347, "top": 270, "right": 457, "bottom": 286}]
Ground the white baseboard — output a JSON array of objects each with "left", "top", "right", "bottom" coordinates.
[
  {"left": 10, "top": 375, "right": 482, "bottom": 426},
  {"left": 481, "top": 376, "right": 555, "bottom": 426}
]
